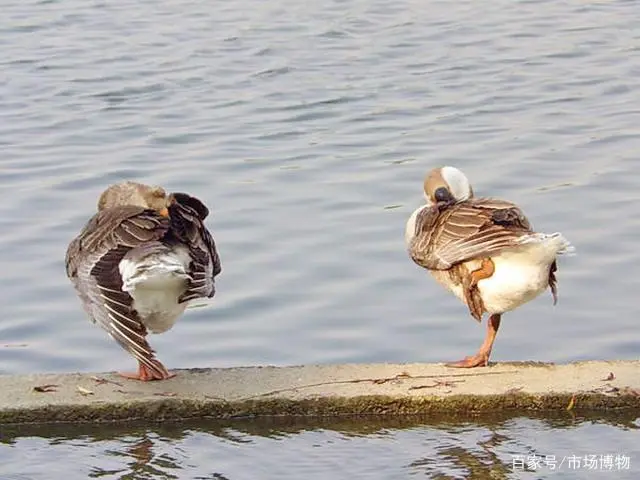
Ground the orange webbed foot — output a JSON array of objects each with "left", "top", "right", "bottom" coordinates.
[
  {"left": 445, "top": 353, "right": 490, "bottom": 368},
  {"left": 119, "top": 360, "right": 175, "bottom": 381},
  {"left": 446, "top": 314, "right": 502, "bottom": 369}
]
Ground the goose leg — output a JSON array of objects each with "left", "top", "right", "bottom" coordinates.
[
  {"left": 469, "top": 258, "right": 495, "bottom": 289},
  {"left": 447, "top": 314, "right": 501, "bottom": 368},
  {"left": 463, "top": 258, "right": 494, "bottom": 321},
  {"left": 119, "top": 360, "right": 176, "bottom": 381}
]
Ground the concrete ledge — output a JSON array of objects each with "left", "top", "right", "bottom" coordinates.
[{"left": 1, "top": 361, "right": 638, "bottom": 425}]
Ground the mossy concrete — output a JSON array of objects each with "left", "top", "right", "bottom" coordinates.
[{"left": 0, "top": 361, "right": 638, "bottom": 425}]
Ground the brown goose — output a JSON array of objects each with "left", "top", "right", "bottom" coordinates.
[
  {"left": 405, "top": 166, "right": 573, "bottom": 368},
  {"left": 65, "top": 181, "right": 221, "bottom": 381}
]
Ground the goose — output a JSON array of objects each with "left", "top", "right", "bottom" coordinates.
[
  {"left": 65, "top": 181, "right": 221, "bottom": 380},
  {"left": 405, "top": 166, "right": 573, "bottom": 367}
]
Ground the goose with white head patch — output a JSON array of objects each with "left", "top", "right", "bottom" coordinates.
[{"left": 406, "top": 166, "right": 573, "bottom": 368}]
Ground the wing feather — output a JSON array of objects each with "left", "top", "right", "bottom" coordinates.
[
  {"left": 409, "top": 197, "right": 533, "bottom": 270},
  {"left": 168, "top": 193, "right": 222, "bottom": 303},
  {"left": 65, "top": 206, "right": 171, "bottom": 376}
]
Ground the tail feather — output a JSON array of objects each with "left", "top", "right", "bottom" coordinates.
[
  {"left": 120, "top": 256, "right": 189, "bottom": 292},
  {"left": 517, "top": 232, "right": 575, "bottom": 256}
]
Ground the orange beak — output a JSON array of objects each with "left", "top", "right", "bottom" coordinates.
[{"left": 159, "top": 207, "right": 169, "bottom": 217}]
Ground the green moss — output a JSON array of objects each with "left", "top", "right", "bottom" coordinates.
[{"left": 1, "top": 392, "right": 639, "bottom": 426}]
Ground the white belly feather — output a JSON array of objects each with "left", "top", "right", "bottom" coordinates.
[
  {"left": 429, "top": 232, "right": 573, "bottom": 315},
  {"left": 477, "top": 252, "right": 551, "bottom": 313},
  {"left": 119, "top": 245, "right": 192, "bottom": 334}
]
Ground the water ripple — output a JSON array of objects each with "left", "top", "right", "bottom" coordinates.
[{"left": 0, "top": 0, "right": 639, "bottom": 396}]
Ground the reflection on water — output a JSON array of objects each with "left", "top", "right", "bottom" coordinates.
[
  {"left": 90, "top": 436, "right": 172, "bottom": 479},
  {"left": 2, "top": 413, "right": 638, "bottom": 479}
]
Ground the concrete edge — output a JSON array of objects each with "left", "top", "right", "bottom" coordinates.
[{"left": 1, "top": 360, "right": 639, "bottom": 425}]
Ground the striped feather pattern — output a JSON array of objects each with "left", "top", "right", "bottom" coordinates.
[
  {"left": 168, "top": 192, "right": 221, "bottom": 303},
  {"left": 409, "top": 197, "right": 533, "bottom": 271},
  {"left": 65, "top": 193, "right": 221, "bottom": 379},
  {"left": 66, "top": 207, "right": 171, "bottom": 377}
]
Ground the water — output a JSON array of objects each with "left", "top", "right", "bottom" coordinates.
[
  {"left": 1, "top": 0, "right": 640, "bottom": 477},
  {"left": 2, "top": 414, "right": 639, "bottom": 479}
]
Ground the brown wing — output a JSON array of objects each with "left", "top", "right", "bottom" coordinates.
[
  {"left": 65, "top": 206, "right": 171, "bottom": 376},
  {"left": 168, "top": 192, "right": 222, "bottom": 303},
  {"left": 409, "top": 197, "right": 533, "bottom": 270}
]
